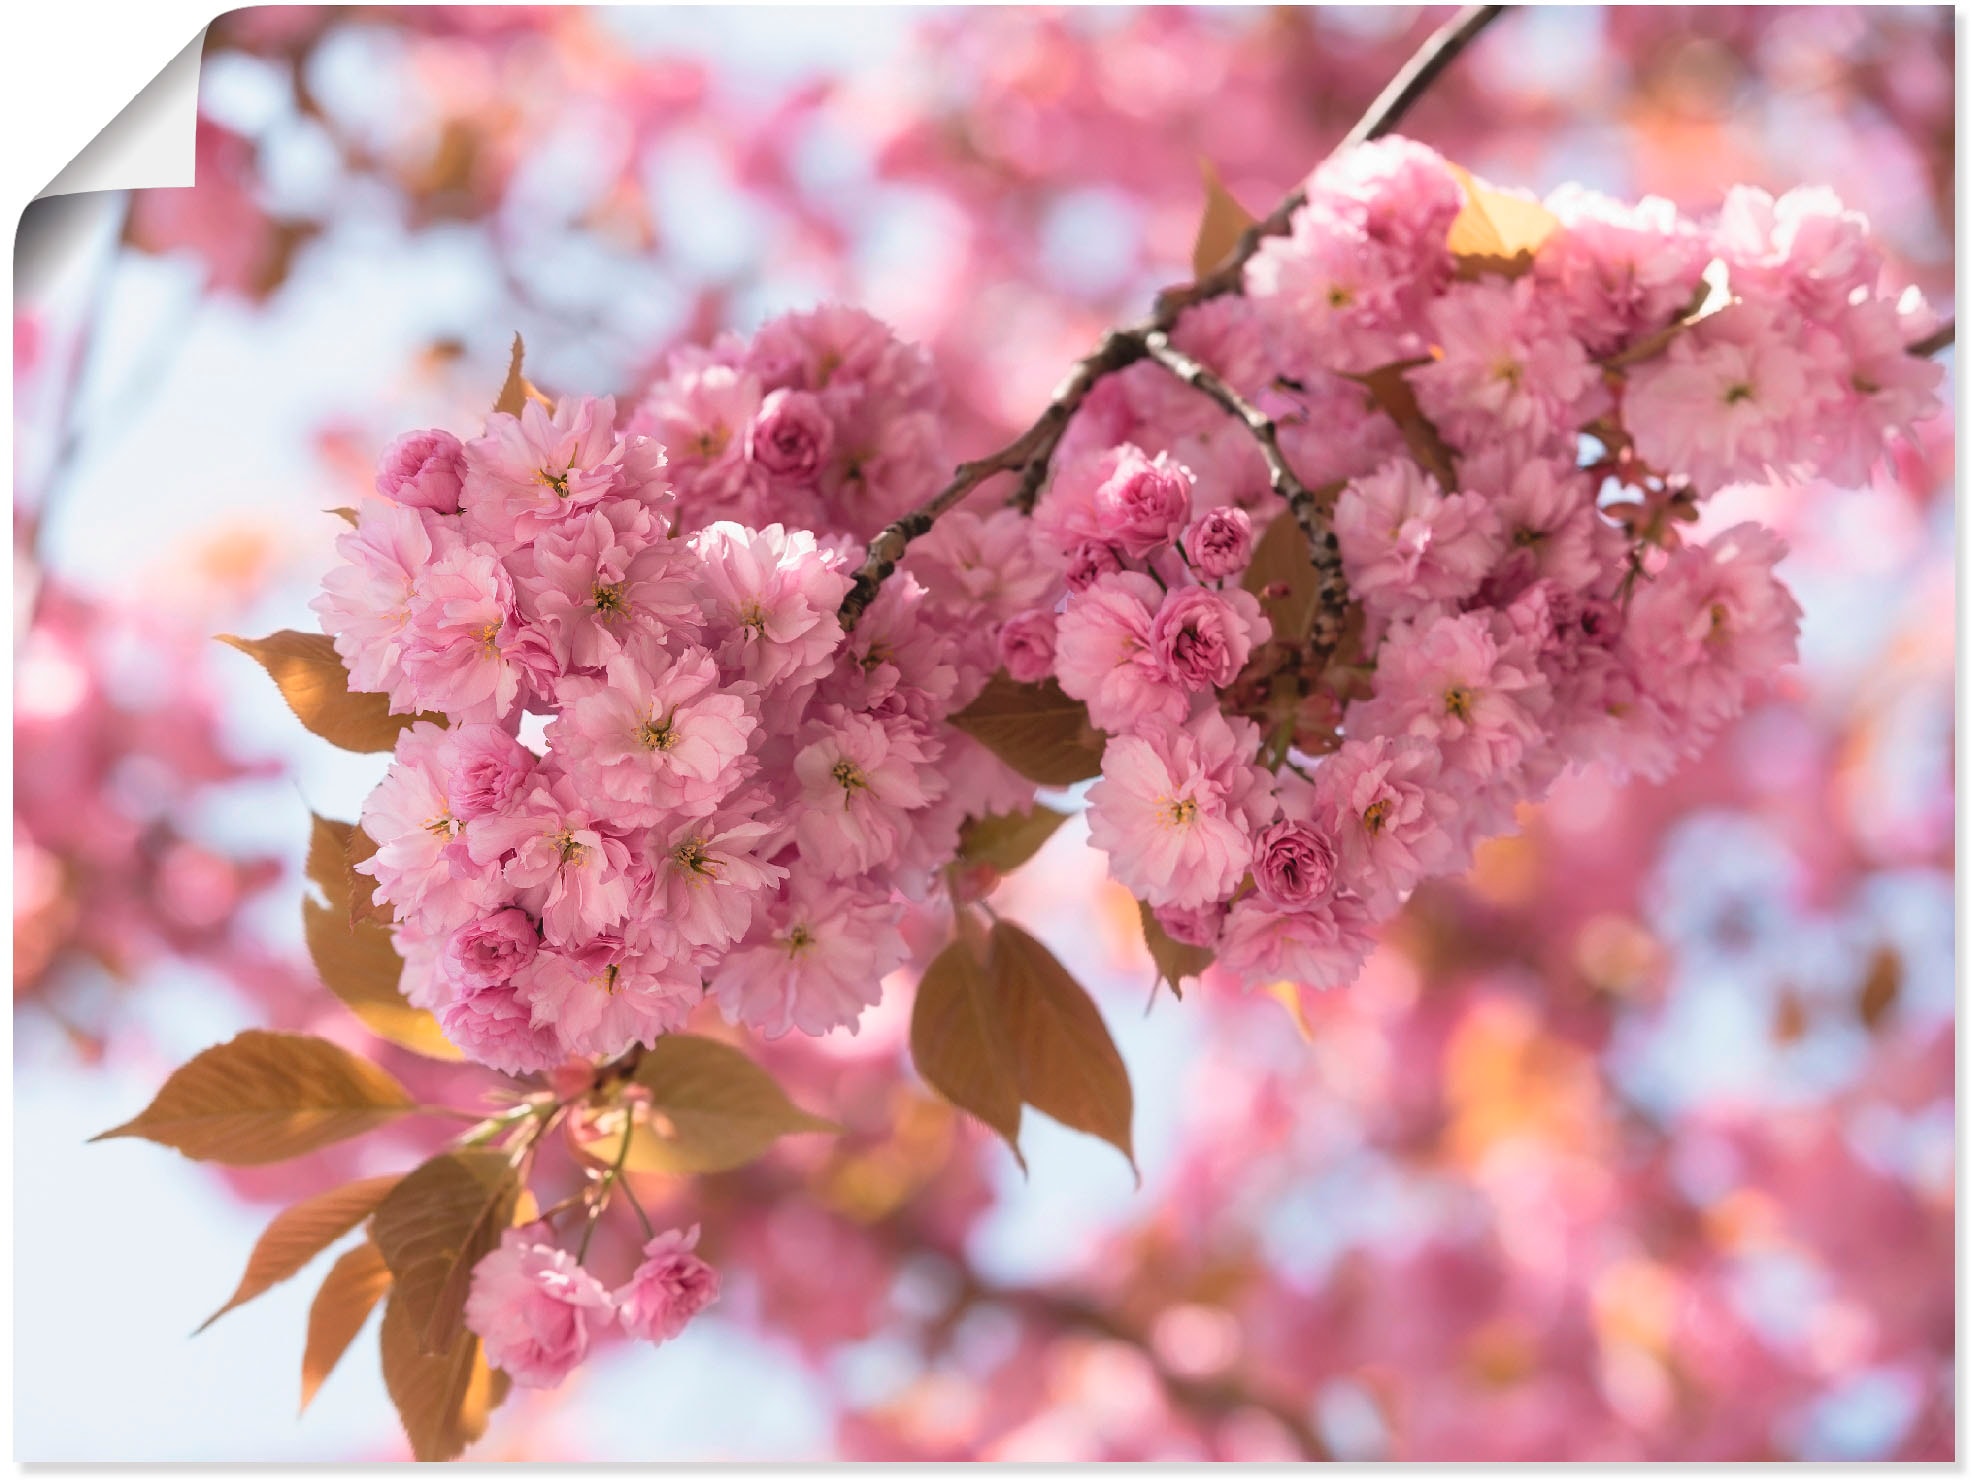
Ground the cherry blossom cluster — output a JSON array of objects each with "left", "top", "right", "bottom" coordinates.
[
  {"left": 315, "top": 305, "right": 1052, "bottom": 1075},
  {"left": 1027, "top": 137, "right": 1942, "bottom": 997},
  {"left": 465, "top": 1222, "right": 718, "bottom": 1389}
]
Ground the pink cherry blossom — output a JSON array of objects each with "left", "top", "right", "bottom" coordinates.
[
  {"left": 465, "top": 1227, "right": 616, "bottom": 1389},
  {"left": 1086, "top": 710, "right": 1274, "bottom": 910},
  {"left": 1333, "top": 459, "right": 1503, "bottom": 621},
  {"left": 464, "top": 775, "right": 634, "bottom": 947},
  {"left": 1181, "top": 506, "right": 1254, "bottom": 581},
  {"left": 712, "top": 878, "right": 907, "bottom": 1038},
  {"left": 616, "top": 1226, "right": 721, "bottom": 1345},
  {"left": 1308, "top": 734, "right": 1464, "bottom": 916},
  {"left": 375, "top": 427, "right": 466, "bottom": 513},
  {"left": 554, "top": 650, "right": 758, "bottom": 824},
  {"left": 1053, "top": 571, "right": 1186, "bottom": 735},
  {"left": 1148, "top": 585, "right": 1268, "bottom": 694}
]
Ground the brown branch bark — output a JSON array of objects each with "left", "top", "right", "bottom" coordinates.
[
  {"left": 1140, "top": 331, "right": 1351, "bottom": 661},
  {"left": 1908, "top": 318, "right": 1955, "bottom": 358},
  {"left": 836, "top": 5, "right": 1511, "bottom": 628},
  {"left": 949, "top": 1267, "right": 1333, "bottom": 1460}
]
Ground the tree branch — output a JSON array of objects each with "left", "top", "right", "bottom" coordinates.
[
  {"left": 1909, "top": 317, "right": 1955, "bottom": 358},
  {"left": 1140, "top": 332, "right": 1351, "bottom": 659},
  {"left": 836, "top": 4, "right": 1512, "bottom": 628},
  {"left": 960, "top": 1272, "right": 1333, "bottom": 1460}
]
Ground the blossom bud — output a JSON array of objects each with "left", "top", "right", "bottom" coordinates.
[
  {"left": 996, "top": 611, "right": 1058, "bottom": 684},
  {"left": 375, "top": 428, "right": 465, "bottom": 512},
  {"left": 1182, "top": 506, "right": 1254, "bottom": 580},
  {"left": 1251, "top": 819, "right": 1338, "bottom": 907}
]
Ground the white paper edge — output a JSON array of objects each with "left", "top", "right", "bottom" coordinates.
[{"left": 36, "top": 27, "right": 207, "bottom": 200}]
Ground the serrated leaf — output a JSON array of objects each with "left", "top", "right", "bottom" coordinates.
[
  {"left": 1446, "top": 163, "right": 1559, "bottom": 277},
  {"left": 1192, "top": 157, "right": 1258, "bottom": 279},
  {"left": 910, "top": 931, "right": 1025, "bottom": 1168},
  {"left": 577, "top": 1035, "right": 839, "bottom": 1176},
  {"left": 93, "top": 1030, "right": 415, "bottom": 1164},
  {"left": 379, "top": 1291, "right": 506, "bottom": 1462},
  {"left": 1264, "top": 980, "right": 1317, "bottom": 1043},
  {"left": 343, "top": 823, "right": 392, "bottom": 926},
  {"left": 302, "top": 1239, "right": 392, "bottom": 1412},
  {"left": 218, "top": 631, "right": 443, "bottom": 753},
  {"left": 1138, "top": 900, "right": 1212, "bottom": 997},
  {"left": 1243, "top": 511, "right": 1322, "bottom": 646},
  {"left": 959, "top": 804, "right": 1072, "bottom": 874},
  {"left": 949, "top": 674, "right": 1106, "bottom": 787},
  {"left": 1352, "top": 362, "right": 1458, "bottom": 488},
  {"left": 493, "top": 332, "right": 528, "bottom": 417},
  {"left": 372, "top": 1150, "right": 520, "bottom": 1356},
  {"left": 303, "top": 898, "right": 461, "bottom": 1062},
  {"left": 200, "top": 1174, "right": 401, "bottom": 1332},
  {"left": 991, "top": 922, "right": 1136, "bottom": 1175}
]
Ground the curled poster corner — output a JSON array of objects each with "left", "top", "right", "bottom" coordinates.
[
  {"left": 18, "top": 27, "right": 206, "bottom": 299},
  {"left": 37, "top": 28, "right": 207, "bottom": 200}
]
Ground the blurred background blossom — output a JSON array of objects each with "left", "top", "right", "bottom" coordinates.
[{"left": 14, "top": 5, "right": 1953, "bottom": 1461}]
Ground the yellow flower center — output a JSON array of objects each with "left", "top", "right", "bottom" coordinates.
[
  {"left": 1363, "top": 798, "right": 1392, "bottom": 835},
  {"left": 1444, "top": 685, "right": 1473, "bottom": 720},
  {"left": 592, "top": 582, "right": 627, "bottom": 617},
  {"left": 637, "top": 715, "right": 677, "bottom": 752}
]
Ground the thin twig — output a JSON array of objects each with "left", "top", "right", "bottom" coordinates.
[
  {"left": 1140, "top": 331, "right": 1351, "bottom": 660},
  {"left": 965, "top": 1274, "right": 1333, "bottom": 1461},
  {"left": 835, "top": 5, "right": 1512, "bottom": 629},
  {"left": 1908, "top": 318, "right": 1955, "bottom": 358}
]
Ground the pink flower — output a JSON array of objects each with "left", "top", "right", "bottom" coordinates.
[
  {"left": 516, "top": 939, "right": 699, "bottom": 1059},
  {"left": 554, "top": 650, "right": 757, "bottom": 824},
  {"left": 906, "top": 508, "right": 1061, "bottom": 624},
  {"left": 1148, "top": 585, "right": 1268, "bottom": 693},
  {"left": 461, "top": 395, "right": 663, "bottom": 551},
  {"left": 995, "top": 610, "right": 1058, "bottom": 684},
  {"left": 464, "top": 775, "right": 634, "bottom": 947},
  {"left": 1182, "top": 506, "right": 1254, "bottom": 580},
  {"left": 1410, "top": 276, "right": 1609, "bottom": 454},
  {"left": 638, "top": 801, "right": 788, "bottom": 957},
  {"left": 519, "top": 502, "right": 699, "bottom": 673},
  {"left": 1053, "top": 571, "right": 1186, "bottom": 734},
  {"left": 1625, "top": 302, "right": 1815, "bottom": 494},
  {"left": 440, "top": 976, "right": 563, "bottom": 1076},
  {"left": 440, "top": 724, "right": 539, "bottom": 822},
  {"left": 1153, "top": 901, "right": 1228, "bottom": 950},
  {"left": 376, "top": 428, "right": 466, "bottom": 513},
  {"left": 1251, "top": 818, "right": 1338, "bottom": 908},
  {"left": 635, "top": 359, "right": 767, "bottom": 525},
  {"left": 1086, "top": 709, "right": 1274, "bottom": 910},
  {"left": 1063, "top": 539, "right": 1126, "bottom": 592},
  {"left": 1038, "top": 444, "right": 1194, "bottom": 560},
  {"left": 442, "top": 907, "right": 539, "bottom": 989},
  {"left": 1539, "top": 187, "right": 1711, "bottom": 356},
  {"left": 1811, "top": 300, "right": 1945, "bottom": 486},
  {"left": 1621, "top": 522, "right": 1801, "bottom": 737},
  {"left": 690, "top": 522, "right": 851, "bottom": 698},
  {"left": 313, "top": 504, "right": 448, "bottom": 698},
  {"left": 1351, "top": 611, "right": 1549, "bottom": 783},
  {"left": 616, "top": 1226, "right": 720, "bottom": 1345},
  {"left": 357, "top": 723, "right": 497, "bottom": 933},
  {"left": 712, "top": 878, "right": 907, "bottom": 1038},
  {"left": 1216, "top": 890, "right": 1375, "bottom": 991},
  {"left": 793, "top": 709, "right": 945, "bottom": 878},
  {"left": 748, "top": 387, "right": 834, "bottom": 482},
  {"left": 465, "top": 1226, "right": 616, "bottom": 1389},
  {"left": 398, "top": 546, "right": 527, "bottom": 723},
  {"left": 1308, "top": 735, "right": 1463, "bottom": 915},
  {"left": 1460, "top": 448, "right": 1614, "bottom": 599},
  {"left": 1334, "top": 459, "right": 1502, "bottom": 619}
]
